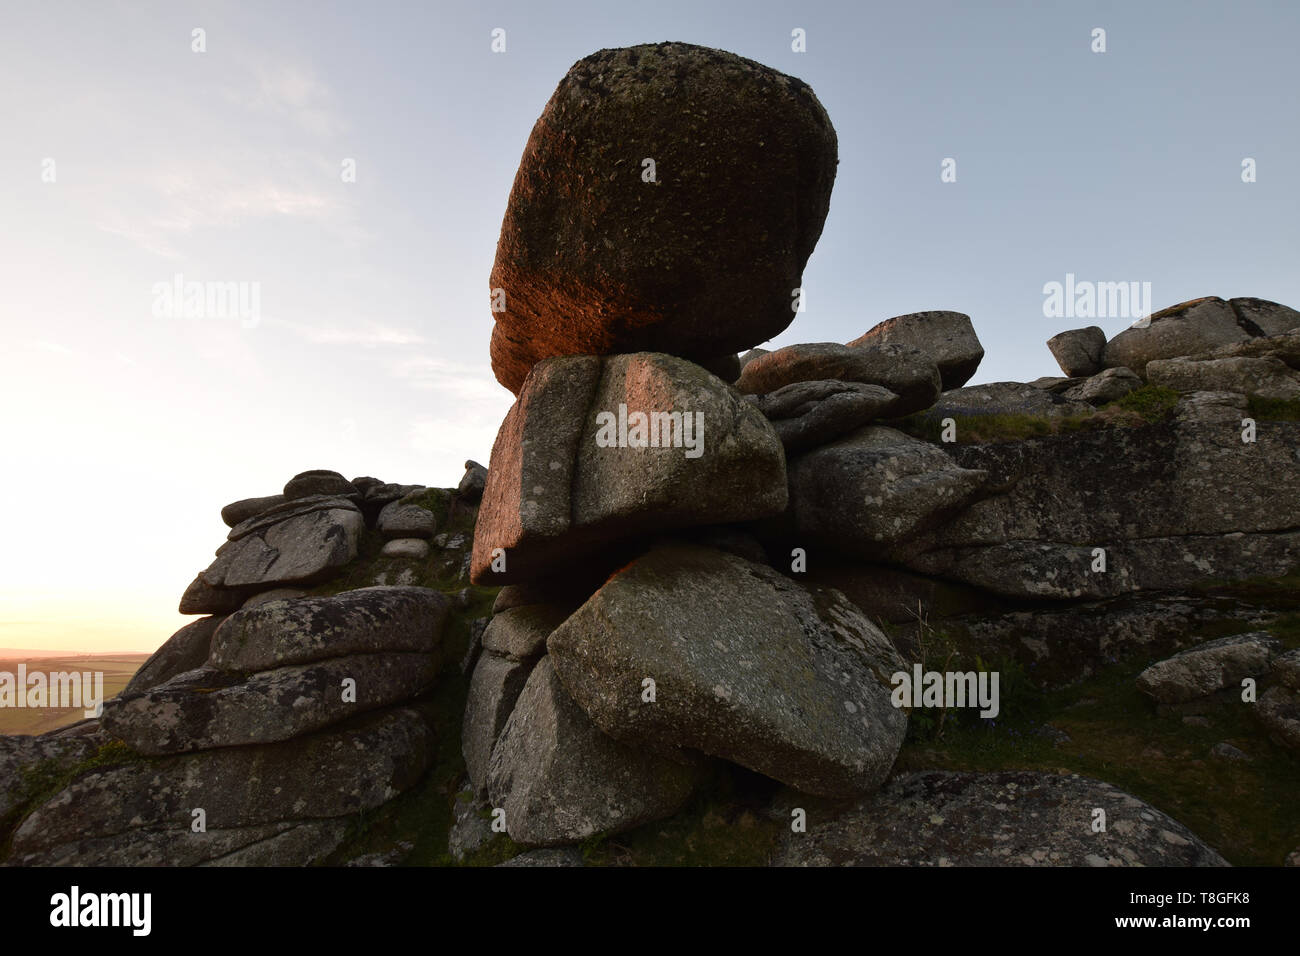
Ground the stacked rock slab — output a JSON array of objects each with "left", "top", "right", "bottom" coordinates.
[
  {"left": 2, "top": 470, "right": 480, "bottom": 867},
  {"left": 847, "top": 311, "right": 985, "bottom": 390},
  {"left": 736, "top": 342, "right": 942, "bottom": 417},
  {"left": 466, "top": 43, "right": 929, "bottom": 847},
  {"left": 783, "top": 302, "right": 1300, "bottom": 690},
  {"left": 8, "top": 707, "right": 436, "bottom": 866},
  {"left": 101, "top": 587, "right": 449, "bottom": 755},
  {"left": 469, "top": 351, "right": 788, "bottom": 585}
]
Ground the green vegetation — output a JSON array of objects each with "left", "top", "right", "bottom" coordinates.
[
  {"left": 575, "top": 766, "right": 785, "bottom": 867},
  {"left": 894, "top": 385, "right": 1181, "bottom": 445},
  {"left": 1107, "top": 384, "right": 1180, "bottom": 420},
  {"left": 1248, "top": 395, "right": 1300, "bottom": 421},
  {"left": 308, "top": 487, "right": 479, "bottom": 596},
  {"left": 320, "top": 572, "right": 501, "bottom": 866},
  {"left": 1192, "top": 567, "right": 1300, "bottom": 613},
  {"left": 1, "top": 738, "right": 142, "bottom": 860},
  {"left": 897, "top": 410, "right": 1096, "bottom": 444},
  {"left": 893, "top": 613, "right": 1300, "bottom": 866}
]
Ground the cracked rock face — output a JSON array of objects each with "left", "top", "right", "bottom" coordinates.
[
  {"left": 547, "top": 543, "right": 908, "bottom": 798},
  {"left": 785, "top": 425, "right": 989, "bottom": 555},
  {"left": 100, "top": 653, "right": 439, "bottom": 754},
  {"left": 462, "top": 604, "right": 572, "bottom": 793},
  {"left": 738, "top": 342, "right": 941, "bottom": 417},
  {"left": 209, "top": 586, "right": 450, "bottom": 672},
  {"left": 1146, "top": 356, "right": 1300, "bottom": 400},
  {"left": 1102, "top": 297, "right": 1258, "bottom": 376},
  {"left": 926, "top": 381, "right": 1092, "bottom": 420},
  {"left": 470, "top": 352, "right": 787, "bottom": 585},
  {"left": 773, "top": 771, "right": 1229, "bottom": 866},
  {"left": 201, "top": 502, "right": 364, "bottom": 590},
  {"left": 8, "top": 706, "right": 436, "bottom": 865},
  {"left": 1228, "top": 297, "right": 1300, "bottom": 337},
  {"left": 749, "top": 380, "right": 899, "bottom": 454},
  {"left": 901, "top": 418, "right": 1300, "bottom": 600},
  {"left": 488, "top": 42, "right": 837, "bottom": 394},
  {"left": 123, "top": 614, "right": 225, "bottom": 696},
  {"left": 486, "top": 657, "right": 700, "bottom": 846}
]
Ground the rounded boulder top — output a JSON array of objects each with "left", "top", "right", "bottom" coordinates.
[{"left": 488, "top": 41, "right": 839, "bottom": 394}]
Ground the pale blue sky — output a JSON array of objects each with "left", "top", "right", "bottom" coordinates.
[{"left": 2, "top": 0, "right": 1297, "bottom": 649}]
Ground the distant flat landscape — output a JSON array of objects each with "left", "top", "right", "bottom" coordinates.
[{"left": 0, "top": 654, "right": 148, "bottom": 735}]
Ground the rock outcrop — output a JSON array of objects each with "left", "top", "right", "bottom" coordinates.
[
  {"left": 2, "top": 470, "right": 480, "bottom": 867},
  {"left": 737, "top": 342, "right": 941, "bottom": 416},
  {"left": 773, "top": 771, "right": 1228, "bottom": 866},
  {"left": 7, "top": 43, "right": 1296, "bottom": 870}
]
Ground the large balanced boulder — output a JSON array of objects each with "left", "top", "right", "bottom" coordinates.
[
  {"left": 847, "top": 311, "right": 984, "bottom": 389},
  {"left": 470, "top": 352, "right": 787, "bottom": 585},
  {"left": 547, "top": 543, "right": 908, "bottom": 797},
  {"left": 208, "top": 586, "right": 451, "bottom": 671},
  {"left": 737, "top": 342, "right": 941, "bottom": 416},
  {"left": 1102, "top": 297, "right": 1253, "bottom": 376},
  {"left": 488, "top": 42, "right": 838, "bottom": 394},
  {"left": 773, "top": 771, "right": 1227, "bottom": 866},
  {"left": 486, "top": 658, "right": 699, "bottom": 846}
]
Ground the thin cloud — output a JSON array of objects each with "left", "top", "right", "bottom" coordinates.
[
  {"left": 273, "top": 319, "right": 428, "bottom": 347},
  {"left": 30, "top": 340, "right": 74, "bottom": 355},
  {"left": 233, "top": 63, "right": 347, "bottom": 137},
  {"left": 391, "top": 355, "right": 508, "bottom": 402}
]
